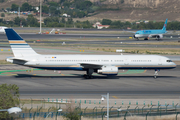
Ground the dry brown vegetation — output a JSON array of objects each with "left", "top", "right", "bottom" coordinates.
[{"left": 1, "top": 0, "right": 180, "bottom": 21}]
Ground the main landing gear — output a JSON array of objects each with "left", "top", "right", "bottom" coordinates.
[
  {"left": 144, "top": 38, "right": 148, "bottom": 40},
  {"left": 154, "top": 69, "right": 160, "bottom": 79},
  {"left": 156, "top": 36, "right": 160, "bottom": 41},
  {"left": 84, "top": 69, "right": 94, "bottom": 79}
]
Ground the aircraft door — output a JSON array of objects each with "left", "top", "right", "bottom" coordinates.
[
  {"left": 36, "top": 56, "right": 40, "bottom": 65},
  {"left": 158, "top": 58, "right": 162, "bottom": 65},
  {"left": 124, "top": 58, "right": 129, "bottom": 65}
]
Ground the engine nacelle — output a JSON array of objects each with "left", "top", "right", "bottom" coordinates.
[
  {"left": 97, "top": 66, "right": 118, "bottom": 75},
  {"left": 133, "top": 35, "right": 136, "bottom": 39},
  {"left": 157, "top": 34, "right": 163, "bottom": 39}
]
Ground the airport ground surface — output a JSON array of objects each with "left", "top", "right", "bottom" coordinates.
[
  {"left": 0, "top": 65, "right": 180, "bottom": 100},
  {"left": 0, "top": 29, "right": 180, "bottom": 101}
]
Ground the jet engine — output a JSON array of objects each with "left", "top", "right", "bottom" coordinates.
[
  {"left": 156, "top": 34, "right": 163, "bottom": 39},
  {"left": 133, "top": 35, "right": 136, "bottom": 39},
  {"left": 97, "top": 66, "right": 118, "bottom": 75}
]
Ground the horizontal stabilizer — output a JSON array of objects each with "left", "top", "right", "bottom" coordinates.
[{"left": 6, "top": 57, "right": 28, "bottom": 65}]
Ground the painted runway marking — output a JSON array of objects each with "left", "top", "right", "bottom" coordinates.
[{"left": 112, "top": 96, "right": 118, "bottom": 99}]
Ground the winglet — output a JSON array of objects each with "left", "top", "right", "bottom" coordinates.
[{"left": 162, "top": 19, "right": 168, "bottom": 31}]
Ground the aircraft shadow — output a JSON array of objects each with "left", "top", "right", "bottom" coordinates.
[{"left": 14, "top": 74, "right": 177, "bottom": 80}]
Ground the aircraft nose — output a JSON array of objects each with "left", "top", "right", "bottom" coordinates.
[{"left": 172, "top": 62, "right": 177, "bottom": 67}]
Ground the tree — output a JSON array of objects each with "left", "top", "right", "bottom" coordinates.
[
  {"left": 59, "top": 0, "right": 65, "bottom": 4},
  {"left": 0, "top": 0, "right": 5, "bottom": 3},
  {"left": 21, "top": 3, "right": 31, "bottom": 11},
  {"left": 67, "top": 18, "right": 73, "bottom": 24},
  {"left": 48, "top": 1, "right": 59, "bottom": 7},
  {"left": 14, "top": 17, "right": 27, "bottom": 27},
  {"left": 63, "top": 1, "right": 71, "bottom": 7},
  {"left": 61, "top": 17, "right": 65, "bottom": 23},
  {"left": 42, "top": 5, "right": 49, "bottom": 14},
  {"left": 76, "top": 1, "right": 92, "bottom": 10},
  {"left": 63, "top": 102, "right": 81, "bottom": 120},
  {"left": 11, "top": 4, "right": 19, "bottom": 11},
  {"left": 26, "top": 15, "right": 38, "bottom": 27},
  {"left": 6, "top": 7, "right": 10, "bottom": 12},
  {"left": 102, "top": 19, "right": 112, "bottom": 25},
  {"left": 44, "top": 17, "right": 53, "bottom": 25},
  {"left": 77, "top": 11, "right": 85, "bottom": 18},
  {"left": 1, "top": 13, "right": 5, "bottom": 17},
  {"left": 0, "top": 84, "right": 20, "bottom": 119}
]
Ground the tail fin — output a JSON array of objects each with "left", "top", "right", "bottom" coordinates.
[
  {"left": 5, "top": 28, "right": 38, "bottom": 57},
  {"left": 162, "top": 19, "right": 168, "bottom": 31}
]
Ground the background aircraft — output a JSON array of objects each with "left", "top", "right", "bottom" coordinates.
[
  {"left": 5, "top": 28, "right": 176, "bottom": 79},
  {"left": 0, "top": 26, "right": 8, "bottom": 33},
  {"left": 129, "top": 19, "right": 168, "bottom": 40}
]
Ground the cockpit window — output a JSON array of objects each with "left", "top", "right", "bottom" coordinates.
[
  {"left": 167, "top": 60, "right": 172, "bottom": 62},
  {"left": 135, "top": 33, "right": 139, "bottom": 34}
]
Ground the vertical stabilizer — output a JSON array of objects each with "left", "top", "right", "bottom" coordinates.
[
  {"left": 5, "top": 28, "right": 38, "bottom": 57},
  {"left": 162, "top": 19, "right": 168, "bottom": 31}
]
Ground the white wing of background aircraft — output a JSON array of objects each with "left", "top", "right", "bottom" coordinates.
[{"left": 0, "top": 26, "right": 8, "bottom": 33}]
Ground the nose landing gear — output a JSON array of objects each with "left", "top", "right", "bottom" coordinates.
[{"left": 154, "top": 69, "right": 160, "bottom": 79}]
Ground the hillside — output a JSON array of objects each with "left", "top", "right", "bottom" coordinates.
[{"left": 0, "top": 0, "right": 180, "bottom": 22}]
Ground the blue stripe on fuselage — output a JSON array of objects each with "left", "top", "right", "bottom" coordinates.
[
  {"left": 25, "top": 66, "right": 175, "bottom": 71},
  {"left": 118, "top": 67, "right": 175, "bottom": 69}
]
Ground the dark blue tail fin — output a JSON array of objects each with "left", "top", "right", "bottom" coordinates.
[
  {"left": 5, "top": 28, "right": 23, "bottom": 40},
  {"left": 5, "top": 28, "right": 38, "bottom": 57}
]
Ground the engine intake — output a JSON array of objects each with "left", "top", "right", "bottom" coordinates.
[{"left": 97, "top": 66, "right": 118, "bottom": 75}]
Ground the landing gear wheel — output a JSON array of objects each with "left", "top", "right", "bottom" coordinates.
[
  {"left": 84, "top": 74, "right": 93, "bottom": 79},
  {"left": 154, "top": 70, "right": 159, "bottom": 79},
  {"left": 84, "top": 69, "right": 94, "bottom": 79}
]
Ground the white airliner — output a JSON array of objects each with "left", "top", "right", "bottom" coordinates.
[
  {"left": 0, "top": 26, "right": 8, "bottom": 33},
  {"left": 5, "top": 29, "right": 176, "bottom": 78}
]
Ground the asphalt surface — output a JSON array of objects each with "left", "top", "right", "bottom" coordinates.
[
  {"left": 0, "top": 33, "right": 179, "bottom": 41},
  {"left": 0, "top": 31, "right": 180, "bottom": 99},
  {"left": 0, "top": 65, "right": 180, "bottom": 99}
]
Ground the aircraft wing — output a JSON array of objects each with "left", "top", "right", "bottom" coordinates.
[
  {"left": 12, "top": 58, "right": 28, "bottom": 62},
  {"left": 123, "top": 29, "right": 136, "bottom": 33},
  {"left": 165, "top": 31, "right": 175, "bottom": 34},
  {"left": 80, "top": 63, "right": 103, "bottom": 69},
  {"left": 149, "top": 34, "right": 160, "bottom": 37}
]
